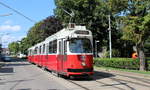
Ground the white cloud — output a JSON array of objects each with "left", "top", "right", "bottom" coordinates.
[
  {"left": 1, "top": 35, "right": 25, "bottom": 48},
  {"left": 0, "top": 25, "right": 21, "bottom": 31}
]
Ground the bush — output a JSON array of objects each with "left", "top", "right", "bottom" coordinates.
[
  {"left": 104, "top": 49, "right": 121, "bottom": 57},
  {"left": 148, "top": 61, "right": 150, "bottom": 70},
  {"left": 94, "top": 58, "right": 150, "bottom": 71}
]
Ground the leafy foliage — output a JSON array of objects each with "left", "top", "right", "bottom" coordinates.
[
  {"left": 54, "top": 0, "right": 129, "bottom": 53},
  {"left": 9, "top": 16, "right": 63, "bottom": 55},
  {"left": 8, "top": 42, "right": 20, "bottom": 55},
  {"left": 121, "top": 0, "right": 150, "bottom": 70},
  {"left": 26, "top": 16, "right": 63, "bottom": 46}
]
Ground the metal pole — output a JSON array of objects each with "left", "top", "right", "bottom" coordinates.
[
  {"left": 108, "top": 15, "right": 112, "bottom": 58},
  {"left": 95, "top": 40, "right": 97, "bottom": 58},
  {"left": 95, "top": 40, "right": 99, "bottom": 58}
]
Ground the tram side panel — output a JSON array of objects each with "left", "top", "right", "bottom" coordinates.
[{"left": 46, "top": 55, "right": 58, "bottom": 72}]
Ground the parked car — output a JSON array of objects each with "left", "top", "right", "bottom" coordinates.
[
  {"left": 2, "top": 56, "right": 11, "bottom": 62},
  {"left": 17, "top": 54, "right": 26, "bottom": 58}
]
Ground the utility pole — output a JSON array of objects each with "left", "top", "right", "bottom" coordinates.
[
  {"left": 108, "top": 15, "right": 112, "bottom": 58},
  {"left": 95, "top": 40, "right": 99, "bottom": 58}
]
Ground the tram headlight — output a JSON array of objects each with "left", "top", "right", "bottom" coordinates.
[{"left": 81, "top": 62, "right": 86, "bottom": 66}]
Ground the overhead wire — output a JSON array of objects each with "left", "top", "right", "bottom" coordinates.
[{"left": 0, "top": 1, "right": 36, "bottom": 23}]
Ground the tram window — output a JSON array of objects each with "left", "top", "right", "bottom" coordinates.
[
  {"left": 58, "top": 41, "right": 61, "bottom": 54},
  {"left": 37, "top": 47, "right": 38, "bottom": 54},
  {"left": 29, "top": 50, "right": 30, "bottom": 55},
  {"left": 39, "top": 46, "right": 42, "bottom": 54},
  {"left": 30, "top": 50, "right": 32, "bottom": 55},
  {"left": 46, "top": 44, "right": 49, "bottom": 54},
  {"left": 43, "top": 44, "right": 45, "bottom": 54},
  {"left": 49, "top": 40, "right": 57, "bottom": 54},
  {"left": 34, "top": 47, "right": 38, "bottom": 55},
  {"left": 53, "top": 40, "right": 57, "bottom": 53},
  {"left": 29, "top": 50, "right": 31, "bottom": 55},
  {"left": 49, "top": 42, "right": 53, "bottom": 54},
  {"left": 69, "top": 38, "right": 92, "bottom": 53},
  {"left": 34, "top": 49, "right": 36, "bottom": 55},
  {"left": 64, "top": 41, "right": 67, "bottom": 54},
  {"left": 31, "top": 50, "right": 33, "bottom": 55}
]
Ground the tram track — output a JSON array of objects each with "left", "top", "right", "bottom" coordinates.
[
  {"left": 109, "top": 77, "right": 150, "bottom": 88},
  {"left": 95, "top": 73, "right": 150, "bottom": 88},
  {"left": 95, "top": 80, "right": 126, "bottom": 90},
  {"left": 114, "top": 73, "right": 150, "bottom": 84},
  {"left": 64, "top": 72, "right": 150, "bottom": 90},
  {"left": 67, "top": 79, "right": 91, "bottom": 90},
  {"left": 94, "top": 70, "right": 150, "bottom": 85},
  {"left": 37, "top": 64, "right": 150, "bottom": 90}
]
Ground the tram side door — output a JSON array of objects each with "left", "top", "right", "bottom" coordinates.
[{"left": 58, "top": 39, "right": 67, "bottom": 73}]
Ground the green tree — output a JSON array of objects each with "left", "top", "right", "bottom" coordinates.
[
  {"left": 18, "top": 16, "right": 63, "bottom": 55},
  {"left": 19, "top": 37, "right": 30, "bottom": 55},
  {"left": 122, "top": 0, "right": 150, "bottom": 71},
  {"left": 8, "top": 42, "right": 20, "bottom": 55},
  {"left": 54, "top": 0, "right": 133, "bottom": 57},
  {"left": 26, "top": 21, "right": 44, "bottom": 46},
  {"left": 26, "top": 16, "right": 63, "bottom": 46},
  {"left": 55, "top": 0, "right": 108, "bottom": 49}
]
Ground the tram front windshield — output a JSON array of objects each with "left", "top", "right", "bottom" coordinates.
[{"left": 69, "top": 38, "right": 92, "bottom": 53}]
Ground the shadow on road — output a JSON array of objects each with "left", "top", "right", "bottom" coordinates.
[
  {"left": 63, "top": 71, "right": 115, "bottom": 81},
  {"left": 93, "top": 71, "right": 115, "bottom": 80},
  {"left": 0, "top": 67, "right": 14, "bottom": 73},
  {"left": 6, "top": 63, "right": 31, "bottom": 67}
]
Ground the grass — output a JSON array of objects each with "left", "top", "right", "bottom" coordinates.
[{"left": 94, "top": 66, "right": 150, "bottom": 75}]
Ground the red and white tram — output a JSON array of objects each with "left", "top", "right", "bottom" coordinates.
[{"left": 28, "top": 24, "right": 93, "bottom": 77}]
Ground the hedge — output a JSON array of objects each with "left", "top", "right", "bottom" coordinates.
[{"left": 94, "top": 58, "right": 150, "bottom": 71}]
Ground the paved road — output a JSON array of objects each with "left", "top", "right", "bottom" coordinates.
[
  {"left": 0, "top": 58, "right": 150, "bottom": 90},
  {"left": 0, "top": 58, "right": 68, "bottom": 90}
]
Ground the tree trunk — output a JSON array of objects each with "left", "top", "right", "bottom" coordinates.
[{"left": 136, "top": 42, "right": 147, "bottom": 71}]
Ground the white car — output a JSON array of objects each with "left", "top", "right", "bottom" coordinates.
[{"left": 18, "top": 54, "right": 26, "bottom": 58}]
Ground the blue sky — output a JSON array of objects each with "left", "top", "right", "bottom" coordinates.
[{"left": 0, "top": 0, "right": 56, "bottom": 48}]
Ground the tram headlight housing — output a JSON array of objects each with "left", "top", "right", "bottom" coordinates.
[
  {"left": 80, "top": 55, "right": 86, "bottom": 66},
  {"left": 81, "top": 62, "right": 86, "bottom": 66}
]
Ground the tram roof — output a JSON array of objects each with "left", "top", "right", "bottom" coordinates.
[
  {"left": 45, "top": 25, "right": 91, "bottom": 41},
  {"left": 28, "top": 25, "right": 92, "bottom": 50}
]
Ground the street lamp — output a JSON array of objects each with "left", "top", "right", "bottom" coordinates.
[{"left": 95, "top": 40, "right": 99, "bottom": 58}]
